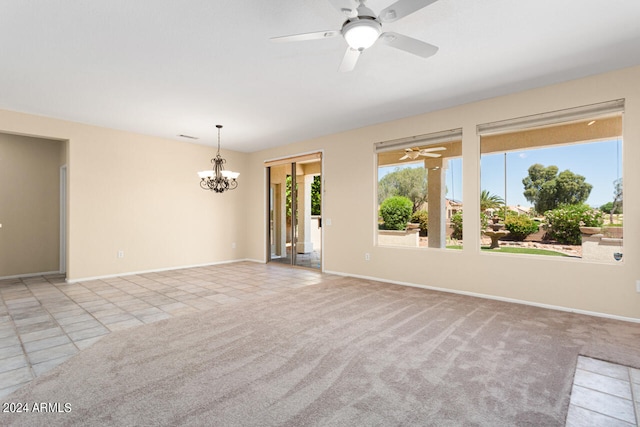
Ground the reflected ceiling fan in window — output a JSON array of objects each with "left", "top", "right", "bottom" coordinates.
[
  {"left": 271, "top": 0, "right": 439, "bottom": 72},
  {"left": 399, "top": 146, "right": 445, "bottom": 160}
]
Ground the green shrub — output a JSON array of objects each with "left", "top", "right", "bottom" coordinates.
[
  {"left": 411, "top": 210, "right": 429, "bottom": 234},
  {"left": 449, "top": 212, "right": 490, "bottom": 241},
  {"left": 504, "top": 214, "right": 540, "bottom": 241},
  {"left": 450, "top": 211, "right": 463, "bottom": 240},
  {"left": 379, "top": 196, "right": 413, "bottom": 230},
  {"left": 599, "top": 201, "right": 622, "bottom": 214},
  {"left": 544, "top": 204, "right": 603, "bottom": 245}
]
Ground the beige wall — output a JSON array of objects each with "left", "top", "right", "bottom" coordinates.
[
  {"left": 0, "top": 110, "right": 249, "bottom": 281},
  {"left": 246, "top": 65, "right": 640, "bottom": 320},
  {"left": 0, "top": 133, "right": 63, "bottom": 276},
  {"left": 0, "top": 65, "right": 638, "bottom": 319}
]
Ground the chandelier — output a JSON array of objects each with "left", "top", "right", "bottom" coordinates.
[{"left": 197, "top": 124, "right": 239, "bottom": 193}]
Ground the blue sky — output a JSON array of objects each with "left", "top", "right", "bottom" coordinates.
[
  {"left": 481, "top": 139, "right": 622, "bottom": 208},
  {"left": 379, "top": 138, "right": 622, "bottom": 208}
]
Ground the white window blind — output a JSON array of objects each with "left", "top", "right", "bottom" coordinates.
[
  {"left": 375, "top": 128, "right": 463, "bottom": 153},
  {"left": 477, "top": 99, "right": 624, "bottom": 136}
]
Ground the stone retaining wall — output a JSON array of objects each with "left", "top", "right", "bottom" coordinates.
[
  {"left": 582, "top": 234, "right": 623, "bottom": 263},
  {"left": 378, "top": 229, "right": 420, "bottom": 247}
]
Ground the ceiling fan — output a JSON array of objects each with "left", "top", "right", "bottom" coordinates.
[
  {"left": 271, "top": 0, "right": 439, "bottom": 72},
  {"left": 400, "top": 146, "right": 445, "bottom": 160}
]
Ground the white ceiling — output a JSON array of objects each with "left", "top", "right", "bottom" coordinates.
[{"left": 1, "top": 0, "right": 640, "bottom": 152}]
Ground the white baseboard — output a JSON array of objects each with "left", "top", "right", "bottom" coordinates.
[
  {"left": 66, "top": 259, "right": 259, "bottom": 284},
  {"left": 324, "top": 269, "right": 640, "bottom": 324},
  {"left": 0, "top": 270, "right": 62, "bottom": 280}
]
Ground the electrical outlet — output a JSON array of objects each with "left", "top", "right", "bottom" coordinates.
[
  {"left": 326, "top": 218, "right": 332, "bottom": 226},
  {"left": 636, "top": 280, "right": 640, "bottom": 293},
  {"left": 231, "top": 242, "right": 236, "bottom": 249},
  {"left": 117, "top": 250, "right": 124, "bottom": 259},
  {"left": 365, "top": 253, "right": 370, "bottom": 261}
]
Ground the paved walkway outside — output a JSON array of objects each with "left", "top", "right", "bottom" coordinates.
[
  {"left": 0, "top": 262, "right": 329, "bottom": 398},
  {"left": 271, "top": 248, "right": 321, "bottom": 269}
]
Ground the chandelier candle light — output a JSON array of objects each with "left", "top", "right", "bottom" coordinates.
[{"left": 198, "top": 124, "right": 239, "bottom": 193}]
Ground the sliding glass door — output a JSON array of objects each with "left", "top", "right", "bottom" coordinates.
[{"left": 267, "top": 155, "right": 321, "bottom": 269}]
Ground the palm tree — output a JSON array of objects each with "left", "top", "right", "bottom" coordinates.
[{"left": 480, "top": 190, "right": 505, "bottom": 213}]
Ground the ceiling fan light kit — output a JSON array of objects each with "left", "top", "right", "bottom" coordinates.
[
  {"left": 271, "top": 0, "right": 440, "bottom": 72},
  {"left": 343, "top": 19, "right": 381, "bottom": 50}
]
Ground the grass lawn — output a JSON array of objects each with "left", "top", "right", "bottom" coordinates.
[{"left": 446, "top": 245, "right": 570, "bottom": 257}]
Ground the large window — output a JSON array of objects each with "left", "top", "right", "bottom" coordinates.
[
  {"left": 478, "top": 100, "right": 624, "bottom": 263},
  {"left": 376, "top": 129, "right": 462, "bottom": 249}
]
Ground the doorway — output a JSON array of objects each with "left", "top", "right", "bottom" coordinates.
[
  {"left": 266, "top": 154, "right": 322, "bottom": 269},
  {"left": 0, "top": 133, "right": 64, "bottom": 278}
]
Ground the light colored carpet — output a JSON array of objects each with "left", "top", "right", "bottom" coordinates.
[{"left": 3, "top": 276, "right": 640, "bottom": 426}]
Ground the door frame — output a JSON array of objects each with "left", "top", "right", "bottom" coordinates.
[
  {"left": 60, "top": 165, "right": 67, "bottom": 274},
  {"left": 264, "top": 151, "right": 324, "bottom": 271}
]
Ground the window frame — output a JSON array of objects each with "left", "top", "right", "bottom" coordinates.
[
  {"left": 477, "top": 100, "right": 624, "bottom": 263},
  {"left": 375, "top": 128, "right": 463, "bottom": 250}
]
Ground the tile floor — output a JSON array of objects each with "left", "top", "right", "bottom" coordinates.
[
  {"left": 567, "top": 356, "right": 640, "bottom": 426},
  {"left": 0, "top": 262, "right": 329, "bottom": 398}
]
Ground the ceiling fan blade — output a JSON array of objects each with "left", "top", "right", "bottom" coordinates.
[
  {"left": 339, "top": 47, "right": 361, "bottom": 72},
  {"left": 419, "top": 152, "right": 442, "bottom": 158},
  {"left": 326, "top": 0, "right": 358, "bottom": 18},
  {"left": 419, "top": 146, "right": 446, "bottom": 153},
  {"left": 379, "top": 0, "right": 438, "bottom": 23},
  {"left": 379, "top": 32, "right": 438, "bottom": 58},
  {"left": 270, "top": 30, "right": 340, "bottom": 43},
  {"left": 399, "top": 154, "right": 410, "bottom": 160}
]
